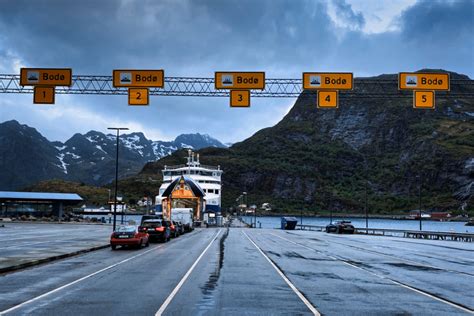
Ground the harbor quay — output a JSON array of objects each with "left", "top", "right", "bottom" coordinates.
[{"left": 0, "top": 219, "right": 473, "bottom": 315}]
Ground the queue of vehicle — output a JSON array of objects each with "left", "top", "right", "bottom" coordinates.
[{"left": 110, "top": 215, "right": 193, "bottom": 250}]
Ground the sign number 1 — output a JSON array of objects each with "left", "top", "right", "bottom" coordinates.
[{"left": 34, "top": 86, "right": 55, "bottom": 104}]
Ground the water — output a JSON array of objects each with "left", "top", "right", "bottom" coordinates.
[
  {"left": 86, "top": 214, "right": 474, "bottom": 233},
  {"left": 242, "top": 216, "right": 474, "bottom": 233},
  {"left": 84, "top": 214, "right": 145, "bottom": 226}
]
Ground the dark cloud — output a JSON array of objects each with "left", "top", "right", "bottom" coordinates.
[
  {"left": 332, "top": 0, "right": 365, "bottom": 29},
  {"left": 0, "top": 0, "right": 472, "bottom": 144},
  {"left": 400, "top": 0, "right": 473, "bottom": 41}
]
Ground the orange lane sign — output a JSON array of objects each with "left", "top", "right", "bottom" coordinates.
[
  {"left": 230, "top": 90, "right": 250, "bottom": 107},
  {"left": 33, "top": 86, "right": 55, "bottom": 104},
  {"left": 303, "top": 72, "right": 353, "bottom": 90},
  {"left": 399, "top": 73, "right": 449, "bottom": 91},
  {"left": 317, "top": 90, "right": 338, "bottom": 108},
  {"left": 413, "top": 91, "right": 435, "bottom": 109},
  {"left": 20, "top": 68, "right": 72, "bottom": 86},
  {"left": 215, "top": 72, "right": 265, "bottom": 90},
  {"left": 128, "top": 88, "right": 149, "bottom": 106},
  {"left": 113, "top": 70, "right": 164, "bottom": 88}
]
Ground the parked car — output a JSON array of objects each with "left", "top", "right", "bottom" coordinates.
[
  {"left": 174, "top": 221, "right": 185, "bottom": 235},
  {"left": 139, "top": 219, "right": 170, "bottom": 242},
  {"left": 325, "top": 221, "right": 355, "bottom": 234},
  {"left": 110, "top": 225, "right": 149, "bottom": 250},
  {"left": 140, "top": 215, "right": 162, "bottom": 226},
  {"left": 163, "top": 220, "right": 179, "bottom": 238}
]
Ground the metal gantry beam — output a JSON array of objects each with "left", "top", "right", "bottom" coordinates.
[{"left": 1, "top": 74, "right": 473, "bottom": 98}]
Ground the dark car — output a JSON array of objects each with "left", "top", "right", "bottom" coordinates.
[
  {"left": 163, "top": 220, "right": 179, "bottom": 238},
  {"left": 325, "top": 221, "right": 355, "bottom": 234},
  {"left": 173, "top": 221, "right": 184, "bottom": 236},
  {"left": 140, "top": 215, "right": 162, "bottom": 226},
  {"left": 110, "top": 225, "right": 149, "bottom": 250},
  {"left": 139, "top": 219, "right": 170, "bottom": 242}
]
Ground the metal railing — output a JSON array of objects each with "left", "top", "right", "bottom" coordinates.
[{"left": 296, "top": 224, "right": 474, "bottom": 242}]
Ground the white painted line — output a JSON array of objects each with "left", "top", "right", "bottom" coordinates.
[
  {"left": 0, "top": 245, "right": 163, "bottom": 315},
  {"left": 242, "top": 231, "right": 320, "bottom": 316},
  {"left": 271, "top": 232, "right": 474, "bottom": 314},
  {"left": 155, "top": 229, "right": 221, "bottom": 316}
]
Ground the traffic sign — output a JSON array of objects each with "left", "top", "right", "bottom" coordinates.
[
  {"left": 230, "top": 90, "right": 250, "bottom": 107},
  {"left": 33, "top": 86, "right": 55, "bottom": 104},
  {"left": 215, "top": 72, "right": 265, "bottom": 90},
  {"left": 303, "top": 72, "right": 353, "bottom": 90},
  {"left": 399, "top": 72, "right": 449, "bottom": 91},
  {"left": 20, "top": 68, "right": 72, "bottom": 86},
  {"left": 317, "top": 90, "right": 338, "bottom": 108},
  {"left": 128, "top": 88, "right": 149, "bottom": 106},
  {"left": 413, "top": 91, "right": 435, "bottom": 109},
  {"left": 113, "top": 70, "right": 164, "bottom": 88}
]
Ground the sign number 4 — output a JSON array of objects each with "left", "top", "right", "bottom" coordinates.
[{"left": 318, "top": 90, "right": 338, "bottom": 108}]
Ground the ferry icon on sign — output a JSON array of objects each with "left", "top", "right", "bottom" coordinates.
[
  {"left": 406, "top": 76, "right": 418, "bottom": 86},
  {"left": 27, "top": 71, "right": 39, "bottom": 83},
  {"left": 222, "top": 74, "right": 233, "bottom": 86},
  {"left": 120, "top": 73, "right": 132, "bottom": 84},
  {"left": 309, "top": 75, "right": 321, "bottom": 87}
]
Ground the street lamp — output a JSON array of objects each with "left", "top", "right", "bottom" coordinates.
[
  {"left": 108, "top": 127, "right": 129, "bottom": 231},
  {"left": 416, "top": 174, "right": 422, "bottom": 231},
  {"left": 364, "top": 157, "right": 369, "bottom": 231}
]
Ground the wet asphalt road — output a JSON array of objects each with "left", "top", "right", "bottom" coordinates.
[{"left": 0, "top": 223, "right": 473, "bottom": 315}]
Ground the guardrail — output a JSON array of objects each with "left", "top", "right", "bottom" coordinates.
[{"left": 296, "top": 225, "right": 474, "bottom": 242}]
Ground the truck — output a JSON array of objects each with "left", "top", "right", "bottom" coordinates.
[{"left": 170, "top": 208, "right": 194, "bottom": 232}]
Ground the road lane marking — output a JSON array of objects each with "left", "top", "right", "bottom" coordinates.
[
  {"left": 0, "top": 244, "right": 164, "bottom": 315},
  {"left": 323, "top": 238, "right": 474, "bottom": 278},
  {"left": 155, "top": 229, "right": 221, "bottom": 316},
  {"left": 243, "top": 231, "right": 320, "bottom": 316},
  {"left": 271, "top": 232, "right": 474, "bottom": 314}
]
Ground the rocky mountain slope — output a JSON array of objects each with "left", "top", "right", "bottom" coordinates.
[
  {"left": 133, "top": 70, "right": 473, "bottom": 214},
  {"left": 0, "top": 120, "right": 226, "bottom": 190}
]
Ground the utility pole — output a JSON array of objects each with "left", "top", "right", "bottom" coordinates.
[
  {"left": 365, "top": 159, "right": 369, "bottom": 231},
  {"left": 418, "top": 174, "right": 422, "bottom": 231},
  {"left": 108, "top": 127, "right": 129, "bottom": 231}
]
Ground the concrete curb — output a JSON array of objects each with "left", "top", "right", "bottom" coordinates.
[{"left": 0, "top": 244, "right": 110, "bottom": 274}]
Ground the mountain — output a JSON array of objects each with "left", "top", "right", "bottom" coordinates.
[
  {"left": 133, "top": 70, "right": 473, "bottom": 214},
  {"left": 0, "top": 121, "right": 227, "bottom": 190}
]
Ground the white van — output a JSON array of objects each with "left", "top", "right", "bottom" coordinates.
[{"left": 171, "top": 208, "right": 194, "bottom": 232}]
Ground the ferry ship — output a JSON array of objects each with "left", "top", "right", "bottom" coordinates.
[{"left": 155, "top": 150, "right": 222, "bottom": 221}]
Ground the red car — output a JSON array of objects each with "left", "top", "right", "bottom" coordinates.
[{"left": 110, "top": 225, "right": 149, "bottom": 250}]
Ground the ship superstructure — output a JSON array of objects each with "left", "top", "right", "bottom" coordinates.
[{"left": 155, "top": 150, "right": 222, "bottom": 219}]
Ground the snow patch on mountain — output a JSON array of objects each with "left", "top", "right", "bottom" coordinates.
[{"left": 56, "top": 153, "right": 68, "bottom": 174}]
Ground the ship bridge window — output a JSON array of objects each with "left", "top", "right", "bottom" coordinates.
[{"left": 215, "top": 189, "right": 219, "bottom": 194}]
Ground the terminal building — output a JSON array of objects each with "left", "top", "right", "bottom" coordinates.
[{"left": 0, "top": 191, "right": 83, "bottom": 218}]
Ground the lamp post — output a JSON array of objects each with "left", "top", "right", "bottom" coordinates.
[
  {"left": 364, "top": 158, "right": 369, "bottom": 231},
  {"left": 108, "top": 127, "right": 129, "bottom": 231},
  {"left": 300, "top": 208, "right": 303, "bottom": 230},
  {"left": 417, "top": 174, "right": 422, "bottom": 231}
]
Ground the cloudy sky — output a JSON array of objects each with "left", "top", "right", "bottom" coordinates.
[{"left": 0, "top": 0, "right": 472, "bottom": 143}]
